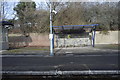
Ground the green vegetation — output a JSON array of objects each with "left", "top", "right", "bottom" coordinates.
[
  {"left": 99, "top": 30, "right": 110, "bottom": 35},
  {"left": 23, "top": 47, "right": 49, "bottom": 51},
  {"left": 9, "top": 2, "right": 119, "bottom": 34},
  {"left": 13, "top": 1, "right": 36, "bottom": 35},
  {"left": 4, "top": 47, "right": 49, "bottom": 54}
]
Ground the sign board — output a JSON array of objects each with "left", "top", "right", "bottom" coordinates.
[{"left": 49, "top": 34, "right": 53, "bottom": 40}]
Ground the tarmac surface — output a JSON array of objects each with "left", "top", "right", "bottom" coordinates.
[
  {"left": 1, "top": 47, "right": 119, "bottom": 73},
  {"left": 2, "top": 54, "right": 119, "bottom": 71},
  {"left": 1, "top": 46, "right": 119, "bottom": 79}
]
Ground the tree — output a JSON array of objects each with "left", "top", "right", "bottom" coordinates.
[
  {"left": 14, "top": 0, "right": 36, "bottom": 35},
  {"left": 33, "top": 9, "right": 50, "bottom": 33},
  {"left": 53, "top": 2, "right": 119, "bottom": 31}
]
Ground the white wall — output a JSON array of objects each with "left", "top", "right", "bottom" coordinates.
[{"left": 95, "top": 31, "right": 119, "bottom": 44}]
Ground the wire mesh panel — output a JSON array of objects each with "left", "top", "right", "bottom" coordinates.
[{"left": 55, "top": 31, "right": 92, "bottom": 48}]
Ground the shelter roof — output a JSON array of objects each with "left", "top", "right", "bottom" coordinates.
[{"left": 53, "top": 24, "right": 99, "bottom": 34}]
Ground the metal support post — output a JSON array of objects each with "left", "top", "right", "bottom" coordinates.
[{"left": 92, "top": 27, "right": 96, "bottom": 47}]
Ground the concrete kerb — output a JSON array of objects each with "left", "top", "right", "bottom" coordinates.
[
  {"left": 1, "top": 46, "right": 119, "bottom": 56},
  {"left": 55, "top": 47, "right": 119, "bottom": 52},
  {"left": 1, "top": 70, "right": 120, "bottom": 76},
  {"left": 55, "top": 46, "right": 93, "bottom": 50}
]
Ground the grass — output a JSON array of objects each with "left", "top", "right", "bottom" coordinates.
[
  {"left": 4, "top": 47, "right": 50, "bottom": 54},
  {"left": 8, "top": 34, "right": 22, "bottom": 37},
  {"left": 5, "top": 49, "right": 22, "bottom": 53},
  {"left": 23, "top": 47, "right": 50, "bottom": 51}
]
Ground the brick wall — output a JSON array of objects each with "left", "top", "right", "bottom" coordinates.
[{"left": 9, "top": 33, "right": 50, "bottom": 48}]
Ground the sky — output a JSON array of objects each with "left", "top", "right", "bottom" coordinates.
[
  {"left": 4, "top": 2, "right": 17, "bottom": 19},
  {"left": 2, "top": 1, "right": 45, "bottom": 19},
  {"left": 1, "top": 0, "right": 119, "bottom": 19}
]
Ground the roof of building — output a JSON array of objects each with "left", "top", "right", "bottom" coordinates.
[{"left": 0, "top": 21, "right": 14, "bottom": 26}]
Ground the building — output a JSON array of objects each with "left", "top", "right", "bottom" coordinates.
[
  {"left": 53, "top": 24, "right": 98, "bottom": 48},
  {"left": 0, "top": 21, "right": 14, "bottom": 50}
]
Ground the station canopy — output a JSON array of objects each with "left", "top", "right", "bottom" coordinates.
[{"left": 53, "top": 24, "right": 99, "bottom": 34}]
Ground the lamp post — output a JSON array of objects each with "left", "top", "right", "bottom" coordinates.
[
  {"left": 49, "top": 2, "right": 54, "bottom": 56},
  {"left": 1, "top": 0, "right": 4, "bottom": 20},
  {"left": 0, "top": 0, "right": 4, "bottom": 50}
]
